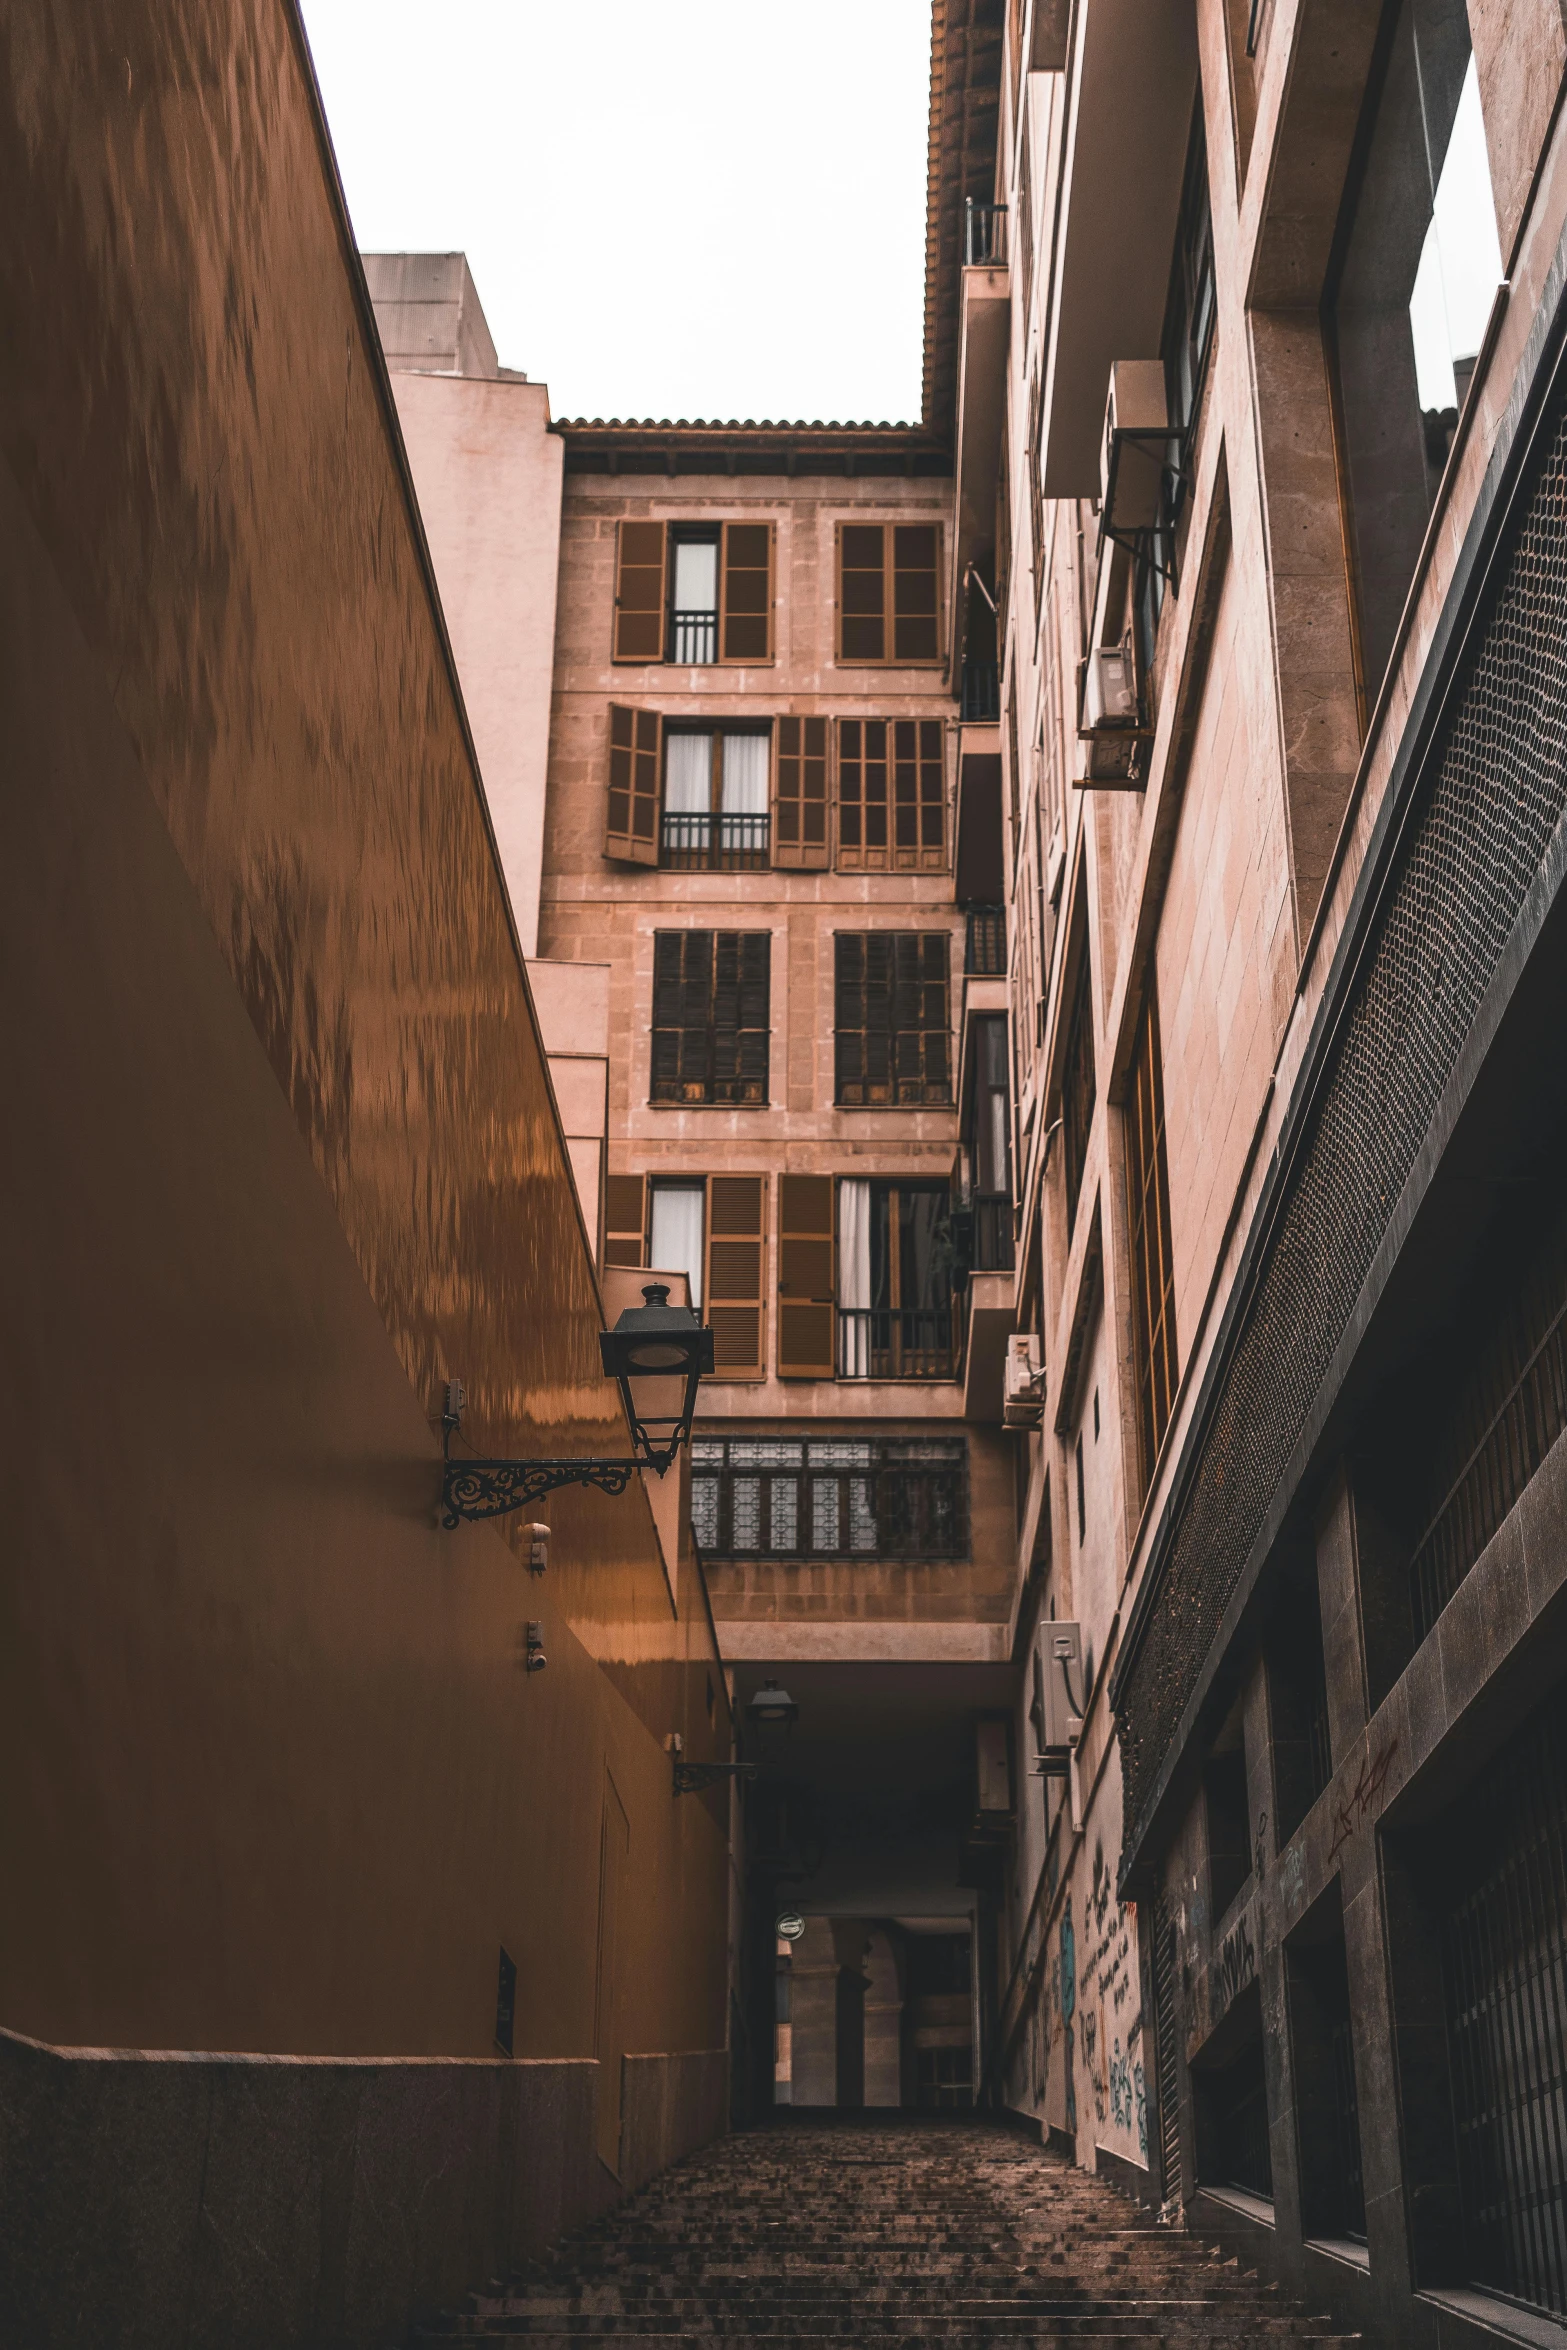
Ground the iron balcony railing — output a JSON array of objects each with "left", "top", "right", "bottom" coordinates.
[
  {"left": 670, "top": 609, "right": 717, "bottom": 664},
  {"left": 837, "top": 1306, "right": 955, "bottom": 1382},
  {"left": 965, "top": 906, "right": 1007, "bottom": 975},
  {"left": 960, "top": 660, "right": 1000, "bottom": 721},
  {"left": 964, "top": 199, "right": 1008, "bottom": 267},
  {"left": 660, "top": 811, "right": 770, "bottom": 872}
]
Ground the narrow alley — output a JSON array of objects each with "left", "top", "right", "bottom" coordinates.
[{"left": 415, "top": 2122, "right": 1359, "bottom": 2345}]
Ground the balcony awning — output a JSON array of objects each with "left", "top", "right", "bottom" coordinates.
[{"left": 1039, "top": 0, "right": 1199, "bottom": 496}]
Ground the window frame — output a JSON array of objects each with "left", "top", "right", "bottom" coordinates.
[
  {"left": 690, "top": 1433, "right": 970, "bottom": 1562},
  {"left": 612, "top": 518, "right": 777, "bottom": 668},
  {"left": 655, "top": 722, "right": 774, "bottom": 872},
  {"left": 833, "top": 521, "right": 947, "bottom": 667},
  {"left": 650, "top": 927, "right": 772, "bottom": 1108},
  {"left": 833, "top": 931, "right": 954, "bottom": 1109}
]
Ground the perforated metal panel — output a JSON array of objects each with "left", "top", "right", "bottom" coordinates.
[{"left": 1121, "top": 382, "right": 1567, "bottom": 1840}]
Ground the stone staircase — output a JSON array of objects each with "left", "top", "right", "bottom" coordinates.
[{"left": 412, "top": 2117, "right": 1361, "bottom": 2345}]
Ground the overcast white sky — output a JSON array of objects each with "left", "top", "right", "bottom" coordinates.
[{"left": 299, "top": 1, "right": 932, "bottom": 424}]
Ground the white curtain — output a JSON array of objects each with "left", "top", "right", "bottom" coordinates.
[
  {"left": 720, "top": 734, "right": 770, "bottom": 815},
  {"left": 649, "top": 1184, "right": 705, "bottom": 1308},
  {"left": 671, "top": 540, "right": 718, "bottom": 613},
  {"left": 664, "top": 734, "right": 713, "bottom": 814},
  {"left": 837, "top": 1178, "right": 872, "bottom": 1378}
]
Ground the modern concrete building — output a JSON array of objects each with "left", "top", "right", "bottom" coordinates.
[{"left": 968, "top": 0, "right": 1567, "bottom": 2336}]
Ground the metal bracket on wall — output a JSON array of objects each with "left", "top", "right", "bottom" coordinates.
[
  {"left": 673, "top": 1760, "right": 758, "bottom": 1797},
  {"left": 439, "top": 1380, "right": 640, "bottom": 1528}
]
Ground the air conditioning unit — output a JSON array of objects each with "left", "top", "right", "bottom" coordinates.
[
  {"left": 1002, "top": 1332, "right": 1044, "bottom": 1428},
  {"left": 1040, "top": 1619, "right": 1084, "bottom": 1751},
  {"left": 1100, "top": 359, "right": 1169, "bottom": 533},
  {"left": 1082, "top": 641, "right": 1138, "bottom": 731}
]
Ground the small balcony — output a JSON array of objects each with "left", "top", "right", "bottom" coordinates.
[
  {"left": 837, "top": 1306, "right": 955, "bottom": 1382},
  {"left": 965, "top": 906, "right": 1007, "bottom": 976},
  {"left": 960, "top": 660, "right": 1000, "bottom": 722},
  {"left": 964, "top": 200, "right": 1008, "bottom": 268},
  {"left": 670, "top": 609, "right": 717, "bottom": 665},
  {"left": 660, "top": 811, "right": 770, "bottom": 872}
]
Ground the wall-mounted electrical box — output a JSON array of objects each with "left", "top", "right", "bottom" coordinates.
[{"left": 1002, "top": 1332, "right": 1045, "bottom": 1428}]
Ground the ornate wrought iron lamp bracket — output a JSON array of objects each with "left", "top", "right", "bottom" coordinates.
[{"left": 442, "top": 1450, "right": 641, "bottom": 1529}]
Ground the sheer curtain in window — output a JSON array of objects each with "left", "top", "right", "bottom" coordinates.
[
  {"left": 721, "top": 734, "right": 770, "bottom": 814},
  {"left": 664, "top": 735, "right": 713, "bottom": 813},
  {"left": 649, "top": 1183, "right": 705, "bottom": 1308},
  {"left": 838, "top": 1178, "right": 871, "bottom": 1378}
]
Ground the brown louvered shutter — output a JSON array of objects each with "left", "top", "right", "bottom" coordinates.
[
  {"left": 605, "top": 705, "right": 662, "bottom": 864},
  {"left": 773, "top": 717, "right": 830, "bottom": 869},
  {"left": 651, "top": 929, "right": 712, "bottom": 1102},
  {"left": 838, "top": 524, "right": 886, "bottom": 662},
  {"left": 603, "top": 1174, "right": 646, "bottom": 1269},
  {"left": 891, "top": 718, "right": 946, "bottom": 871},
  {"left": 778, "top": 1174, "right": 836, "bottom": 1379},
  {"left": 712, "top": 932, "right": 771, "bottom": 1104},
  {"left": 707, "top": 1175, "right": 767, "bottom": 1380},
  {"left": 720, "top": 522, "right": 773, "bottom": 662},
  {"left": 891, "top": 525, "right": 941, "bottom": 661},
  {"left": 613, "top": 521, "right": 667, "bottom": 662}
]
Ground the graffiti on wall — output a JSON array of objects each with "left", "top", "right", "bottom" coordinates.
[
  {"left": 1214, "top": 1911, "right": 1256, "bottom": 2016},
  {"left": 1326, "top": 1736, "right": 1399, "bottom": 1865}
]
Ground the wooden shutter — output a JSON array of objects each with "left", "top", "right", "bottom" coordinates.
[
  {"left": 605, "top": 705, "right": 662, "bottom": 864},
  {"left": 891, "top": 717, "right": 946, "bottom": 871},
  {"left": 651, "top": 929, "right": 713, "bottom": 1102},
  {"left": 720, "top": 522, "right": 773, "bottom": 662},
  {"left": 837, "top": 718, "right": 889, "bottom": 870},
  {"left": 778, "top": 1174, "right": 836, "bottom": 1379},
  {"left": 706, "top": 1175, "right": 766, "bottom": 1380},
  {"left": 613, "top": 521, "right": 666, "bottom": 662},
  {"left": 603, "top": 1174, "right": 646, "bottom": 1269},
  {"left": 838, "top": 524, "right": 886, "bottom": 662},
  {"left": 891, "top": 524, "right": 941, "bottom": 661},
  {"left": 773, "top": 717, "right": 830, "bottom": 869}
]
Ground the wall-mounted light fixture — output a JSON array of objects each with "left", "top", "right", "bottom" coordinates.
[
  {"left": 441, "top": 1284, "right": 715, "bottom": 1528},
  {"left": 747, "top": 1679, "right": 799, "bottom": 1730}
]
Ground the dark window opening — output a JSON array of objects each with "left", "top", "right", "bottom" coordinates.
[
  {"left": 1194, "top": 1985, "right": 1273, "bottom": 2201},
  {"left": 651, "top": 930, "right": 769, "bottom": 1105},
  {"left": 692, "top": 1435, "right": 968, "bottom": 1562},
  {"left": 914, "top": 2044, "right": 974, "bottom": 2110},
  {"left": 834, "top": 932, "right": 952, "bottom": 1106},
  {"left": 1126, "top": 984, "right": 1179, "bottom": 1494},
  {"left": 839, "top": 1180, "right": 956, "bottom": 1380},
  {"left": 1135, "top": 103, "right": 1216, "bottom": 667},
  {"left": 1205, "top": 1716, "right": 1251, "bottom": 1925},
  {"left": 1268, "top": 1564, "right": 1333, "bottom": 1845},
  {"left": 1060, "top": 934, "right": 1096, "bottom": 1233},
  {"left": 1436, "top": 1689, "right": 1567, "bottom": 2317},
  {"left": 1287, "top": 1895, "right": 1366, "bottom": 2242},
  {"left": 1326, "top": 0, "right": 1501, "bottom": 708},
  {"left": 1075, "top": 1432, "right": 1086, "bottom": 1542}
]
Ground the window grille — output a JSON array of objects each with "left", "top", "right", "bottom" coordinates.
[
  {"left": 834, "top": 932, "right": 952, "bottom": 1105},
  {"left": 659, "top": 811, "right": 770, "bottom": 871},
  {"left": 915, "top": 2045, "right": 974, "bottom": 2109},
  {"left": 691, "top": 1435, "right": 968, "bottom": 1561},
  {"left": 651, "top": 931, "right": 769, "bottom": 1105},
  {"left": 1118, "top": 374, "right": 1567, "bottom": 1844},
  {"left": 1152, "top": 1892, "right": 1183, "bottom": 2200},
  {"left": 1328, "top": 2015, "right": 1366, "bottom": 2238},
  {"left": 1125, "top": 985, "right": 1179, "bottom": 1494},
  {"left": 1060, "top": 940, "right": 1095, "bottom": 1232},
  {"left": 1440, "top": 1694, "right": 1567, "bottom": 2317}
]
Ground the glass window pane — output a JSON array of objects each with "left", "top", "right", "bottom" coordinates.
[{"left": 672, "top": 541, "right": 718, "bottom": 612}]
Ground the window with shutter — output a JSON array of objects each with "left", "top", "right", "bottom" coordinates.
[
  {"left": 605, "top": 705, "right": 662, "bottom": 864},
  {"left": 1125, "top": 984, "right": 1178, "bottom": 1495},
  {"left": 778, "top": 1174, "right": 835, "bottom": 1379},
  {"left": 651, "top": 930, "right": 770, "bottom": 1105},
  {"left": 834, "top": 932, "right": 952, "bottom": 1106},
  {"left": 835, "top": 524, "right": 944, "bottom": 665},
  {"left": 838, "top": 720, "right": 944, "bottom": 871},
  {"left": 773, "top": 717, "right": 830, "bottom": 869},
  {"left": 613, "top": 521, "right": 667, "bottom": 662},
  {"left": 706, "top": 1175, "right": 767, "bottom": 1380},
  {"left": 720, "top": 523, "right": 773, "bottom": 662},
  {"left": 603, "top": 1174, "right": 647, "bottom": 1269}
]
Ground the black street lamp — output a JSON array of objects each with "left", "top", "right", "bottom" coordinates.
[
  {"left": 747, "top": 1679, "right": 800, "bottom": 1730},
  {"left": 441, "top": 1283, "right": 715, "bottom": 1527}
]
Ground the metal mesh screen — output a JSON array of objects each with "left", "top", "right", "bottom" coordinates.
[{"left": 1121, "top": 380, "right": 1567, "bottom": 1837}]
